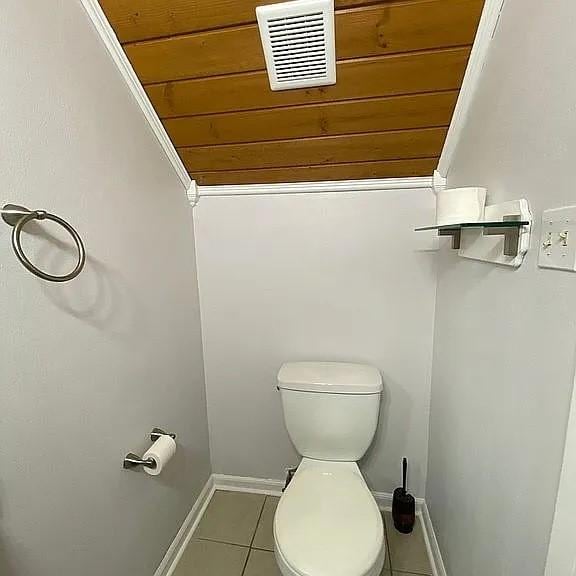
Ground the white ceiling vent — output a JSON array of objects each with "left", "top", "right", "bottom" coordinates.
[{"left": 256, "top": 0, "right": 336, "bottom": 91}]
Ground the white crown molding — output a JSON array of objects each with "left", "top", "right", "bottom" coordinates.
[
  {"left": 186, "top": 180, "right": 199, "bottom": 206},
  {"left": 76, "top": 2, "right": 438, "bottom": 201},
  {"left": 195, "top": 176, "right": 434, "bottom": 201},
  {"left": 432, "top": 170, "right": 447, "bottom": 195},
  {"left": 79, "top": 0, "right": 192, "bottom": 191},
  {"left": 437, "top": 0, "right": 507, "bottom": 178}
]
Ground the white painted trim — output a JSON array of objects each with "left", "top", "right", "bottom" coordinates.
[
  {"left": 437, "top": 0, "right": 507, "bottom": 177},
  {"left": 372, "top": 489, "right": 424, "bottom": 514},
  {"left": 212, "top": 473, "right": 285, "bottom": 496},
  {"left": 421, "top": 501, "right": 448, "bottom": 576},
  {"left": 196, "top": 176, "right": 434, "bottom": 200},
  {"left": 432, "top": 170, "right": 447, "bottom": 195},
  {"left": 78, "top": 0, "right": 191, "bottom": 190},
  {"left": 211, "top": 475, "right": 429, "bottom": 510},
  {"left": 186, "top": 180, "right": 199, "bottom": 207},
  {"left": 545, "top": 358, "right": 576, "bottom": 576},
  {"left": 154, "top": 475, "right": 215, "bottom": 576}
]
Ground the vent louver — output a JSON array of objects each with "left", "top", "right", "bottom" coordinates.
[{"left": 256, "top": 0, "right": 336, "bottom": 91}]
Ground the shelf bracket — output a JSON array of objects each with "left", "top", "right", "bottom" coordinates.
[
  {"left": 438, "top": 228, "right": 461, "bottom": 249},
  {"left": 482, "top": 215, "right": 522, "bottom": 257}
]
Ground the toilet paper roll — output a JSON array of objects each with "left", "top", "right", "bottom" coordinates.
[
  {"left": 143, "top": 435, "right": 176, "bottom": 476},
  {"left": 436, "top": 187, "right": 486, "bottom": 226}
]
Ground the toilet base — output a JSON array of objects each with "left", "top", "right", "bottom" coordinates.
[
  {"left": 274, "top": 540, "right": 386, "bottom": 576},
  {"left": 273, "top": 459, "right": 385, "bottom": 576}
]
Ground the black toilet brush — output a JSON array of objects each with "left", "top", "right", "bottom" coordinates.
[{"left": 392, "top": 457, "right": 415, "bottom": 534}]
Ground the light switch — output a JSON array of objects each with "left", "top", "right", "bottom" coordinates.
[{"left": 539, "top": 206, "right": 576, "bottom": 271}]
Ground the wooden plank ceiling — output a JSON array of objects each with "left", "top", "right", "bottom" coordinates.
[{"left": 100, "top": 0, "right": 484, "bottom": 185}]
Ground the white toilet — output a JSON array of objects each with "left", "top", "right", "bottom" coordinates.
[{"left": 274, "top": 362, "right": 385, "bottom": 576}]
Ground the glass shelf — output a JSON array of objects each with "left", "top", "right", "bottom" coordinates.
[
  {"left": 415, "top": 220, "right": 530, "bottom": 232},
  {"left": 415, "top": 218, "right": 531, "bottom": 257}
]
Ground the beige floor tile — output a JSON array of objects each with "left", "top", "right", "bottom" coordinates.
[
  {"left": 384, "top": 512, "right": 432, "bottom": 575},
  {"left": 243, "top": 549, "right": 283, "bottom": 576},
  {"left": 195, "top": 490, "right": 265, "bottom": 546},
  {"left": 172, "top": 539, "right": 249, "bottom": 576},
  {"left": 382, "top": 512, "right": 394, "bottom": 572},
  {"left": 252, "top": 496, "right": 279, "bottom": 551}
]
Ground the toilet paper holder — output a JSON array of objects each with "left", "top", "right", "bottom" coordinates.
[{"left": 123, "top": 428, "right": 176, "bottom": 470}]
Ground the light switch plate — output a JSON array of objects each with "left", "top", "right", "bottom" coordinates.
[{"left": 539, "top": 206, "right": 576, "bottom": 271}]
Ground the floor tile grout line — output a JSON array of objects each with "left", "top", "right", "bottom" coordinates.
[
  {"left": 194, "top": 536, "right": 251, "bottom": 549},
  {"left": 241, "top": 495, "right": 267, "bottom": 576},
  {"left": 249, "top": 495, "right": 268, "bottom": 548},
  {"left": 239, "top": 550, "right": 251, "bottom": 576},
  {"left": 250, "top": 544, "right": 274, "bottom": 552}
]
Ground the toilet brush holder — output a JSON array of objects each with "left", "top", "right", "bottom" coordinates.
[{"left": 392, "top": 458, "right": 416, "bottom": 534}]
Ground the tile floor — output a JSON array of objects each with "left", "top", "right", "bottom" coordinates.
[{"left": 173, "top": 490, "right": 433, "bottom": 576}]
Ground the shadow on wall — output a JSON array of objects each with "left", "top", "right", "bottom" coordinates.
[
  {"left": 361, "top": 374, "right": 418, "bottom": 492},
  {"left": 360, "top": 377, "right": 390, "bottom": 484},
  {"left": 0, "top": 540, "right": 17, "bottom": 576},
  {"left": 0, "top": 480, "right": 17, "bottom": 576},
  {"left": 9, "top": 220, "right": 146, "bottom": 340}
]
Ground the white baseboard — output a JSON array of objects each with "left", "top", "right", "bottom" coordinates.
[
  {"left": 154, "top": 475, "right": 215, "bottom": 576},
  {"left": 372, "top": 489, "right": 425, "bottom": 513},
  {"left": 156, "top": 474, "right": 447, "bottom": 576},
  {"left": 421, "top": 501, "right": 448, "bottom": 576},
  {"left": 212, "top": 473, "right": 285, "bottom": 496}
]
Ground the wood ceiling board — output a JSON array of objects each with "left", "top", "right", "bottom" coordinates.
[
  {"left": 100, "top": 0, "right": 382, "bottom": 43},
  {"left": 179, "top": 127, "right": 448, "bottom": 171},
  {"left": 146, "top": 47, "right": 471, "bottom": 117},
  {"left": 125, "top": 0, "right": 483, "bottom": 84},
  {"left": 337, "top": 0, "right": 482, "bottom": 58},
  {"left": 101, "top": 0, "right": 485, "bottom": 184},
  {"left": 164, "top": 90, "right": 458, "bottom": 147},
  {"left": 193, "top": 157, "right": 439, "bottom": 185}
]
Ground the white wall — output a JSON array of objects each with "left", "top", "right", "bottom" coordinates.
[
  {"left": 0, "top": 2, "right": 210, "bottom": 575},
  {"left": 426, "top": 1, "right": 576, "bottom": 574},
  {"left": 194, "top": 187, "right": 437, "bottom": 496},
  {"left": 545, "top": 370, "right": 576, "bottom": 576}
]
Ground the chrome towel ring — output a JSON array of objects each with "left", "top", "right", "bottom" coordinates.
[{"left": 1, "top": 204, "right": 86, "bottom": 283}]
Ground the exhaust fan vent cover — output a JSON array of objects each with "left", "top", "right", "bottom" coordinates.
[{"left": 256, "top": 0, "right": 336, "bottom": 91}]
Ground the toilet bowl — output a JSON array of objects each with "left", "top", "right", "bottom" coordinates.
[
  {"left": 274, "top": 362, "right": 385, "bottom": 576},
  {"left": 274, "top": 459, "right": 385, "bottom": 576}
]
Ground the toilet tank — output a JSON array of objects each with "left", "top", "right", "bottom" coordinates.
[{"left": 277, "top": 362, "right": 382, "bottom": 461}]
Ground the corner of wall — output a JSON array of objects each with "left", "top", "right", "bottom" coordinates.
[{"left": 78, "top": 0, "right": 191, "bottom": 191}]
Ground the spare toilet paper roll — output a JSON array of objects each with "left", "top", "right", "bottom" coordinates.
[
  {"left": 436, "top": 187, "right": 486, "bottom": 226},
  {"left": 143, "top": 435, "right": 177, "bottom": 476}
]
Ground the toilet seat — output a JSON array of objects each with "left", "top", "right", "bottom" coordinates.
[{"left": 274, "top": 459, "right": 385, "bottom": 576}]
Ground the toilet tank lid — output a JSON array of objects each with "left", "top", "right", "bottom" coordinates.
[{"left": 278, "top": 362, "right": 382, "bottom": 394}]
